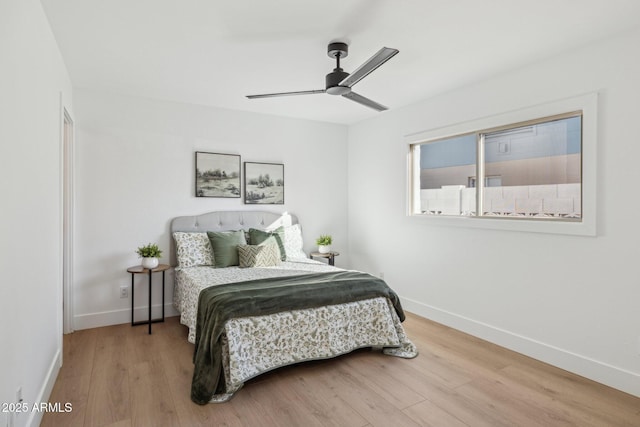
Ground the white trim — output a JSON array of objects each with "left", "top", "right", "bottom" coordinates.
[
  {"left": 401, "top": 296, "right": 640, "bottom": 398},
  {"left": 74, "top": 304, "right": 180, "bottom": 330},
  {"left": 25, "top": 348, "right": 62, "bottom": 427},
  {"left": 405, "top": 92, "right": 598, "bottom": 236},
  {"left": 62, "top": 105, "right": 75, "bottom": 334}
]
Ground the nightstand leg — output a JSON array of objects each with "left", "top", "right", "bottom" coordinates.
[
  {"left": 131, "top": 273, "right": 134, "bottom": 325},
  {"left": 161, "top": 271, "right": 165, "bottom": 321},
  {"left": 148, "top": 269, "right": 152, "bottom": 334},
  {"left": 329, "top": 255, "right": 335, "bottom": 266}
]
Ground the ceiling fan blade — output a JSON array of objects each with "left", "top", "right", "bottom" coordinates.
[
  {"left": 246, "top": 90, "right": 325, "bottom": 99},
  {"left": 342, "top": 92, "right": 388, "bottom": 111},
  {"left": 339, "top": 47, "right": 399, "bottom": 88}
]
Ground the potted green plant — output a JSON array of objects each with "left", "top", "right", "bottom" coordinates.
[
  {"left": 316, "top": 235, "right": 332, "bottom": 254},
  {"left": 136, "top": 243, "right": 163, "bottom": 269}
]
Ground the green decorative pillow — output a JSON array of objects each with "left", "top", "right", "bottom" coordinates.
[
  {"left": 206, "top": 230, "right": 247, "bottom": 268},
  {"left": 248, "top": 227, "right": 286, "bottom": 260},
  {"left": 238, "top": 239, "right": 282, "bottom": 268}
]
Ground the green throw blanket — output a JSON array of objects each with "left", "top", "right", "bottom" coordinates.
[{"left": 191, "top": 270, "right": 405, "bottom": 404}]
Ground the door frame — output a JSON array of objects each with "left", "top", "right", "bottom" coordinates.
[{"left": 61, "top": 99, "right": 75, "bottom": 335}]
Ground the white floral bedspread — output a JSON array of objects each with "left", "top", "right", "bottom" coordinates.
[
  {"left": 174, "top": 258, "right": 341, "bottom": 343},
  {"left": 174, "top": 258, "right": 418, "bottom": 403}
]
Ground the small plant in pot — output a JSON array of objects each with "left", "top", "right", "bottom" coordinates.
[
  {"left": 136, "top": 243, "right": 163, "bottom": 269},
  {"left": 316, "top": 235, "right": 333, "bottom": 254}
]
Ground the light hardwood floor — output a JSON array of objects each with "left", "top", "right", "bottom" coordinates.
[{"left": 42, "top": 313, "right": 640, "bottom": 427}]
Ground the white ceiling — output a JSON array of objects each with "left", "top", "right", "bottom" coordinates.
[{"left": 41, "top": 0, "right": 640, "bottom": 125}]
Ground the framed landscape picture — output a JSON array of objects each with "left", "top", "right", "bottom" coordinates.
[
  {"left": 244, "top": 162, "right": 284, "bottom": 204},
  {"left": 195, "top": 152, "right": 241, "bottom": 198}
]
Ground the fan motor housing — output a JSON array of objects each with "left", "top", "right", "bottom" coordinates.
[{"left": 326, "top": 69, "right": 351, "bottom": 95}]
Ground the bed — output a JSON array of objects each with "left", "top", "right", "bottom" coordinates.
[{"left": 170, "top": 210, "right": 417, "bottom": 404}]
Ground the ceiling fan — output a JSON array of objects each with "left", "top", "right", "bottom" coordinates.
[{"left": 246, "top": 42, "right": 399, "bottom": 111}]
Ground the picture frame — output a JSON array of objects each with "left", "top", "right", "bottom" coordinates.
[
  {"left": 244, "top": 162, "right": 284, "bottom": 205},
  {"left": 195, "top": 152, "right": 241, "bottom": 198}
]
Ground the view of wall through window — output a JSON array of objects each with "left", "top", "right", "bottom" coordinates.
[{"left": 411, "top": 113, "right": 582, "bottom": 220}]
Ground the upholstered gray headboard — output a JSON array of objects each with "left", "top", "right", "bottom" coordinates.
[{"left": 169, "top": 211, "right": 298, "bottom": 265}]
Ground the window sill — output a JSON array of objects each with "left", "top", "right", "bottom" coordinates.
[{"left": 408, "top": 213, "right": 595, "bottom": 236}]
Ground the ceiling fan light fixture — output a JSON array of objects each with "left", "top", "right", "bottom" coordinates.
[{"left": 326, "top": 86, "right": 351, "bottom": 96}]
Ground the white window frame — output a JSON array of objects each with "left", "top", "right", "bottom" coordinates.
[{"left": 405, "top": 93, "right": 597, "bottom": 236}]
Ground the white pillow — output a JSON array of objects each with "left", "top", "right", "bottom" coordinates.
[
  {"left": 173, "top": 232, "right": 214, "bottom": 267},
  {"left": 283, "top": 224, "right": 307, "bottom": 260}
]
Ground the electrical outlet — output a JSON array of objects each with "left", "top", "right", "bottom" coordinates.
[
  {"left": 379, "top": 272, "right": 385, "bottom": 279},
  {"left": 119, "top": 285, "right": 128, "bottom": 298},
  {"left": 16, "top": 387, "right": 22, "bottom": 403}
]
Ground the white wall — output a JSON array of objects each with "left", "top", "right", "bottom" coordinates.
[
  {"left": 0, "top": 1, "right": 73, "bottom": 426},
  {"left": 347, "top": 27, "right": 640, "bottom": 397},
  {"left": 72, "top": 90, "right": 348, "bottom": 329}
]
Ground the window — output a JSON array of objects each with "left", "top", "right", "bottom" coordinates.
[
  {"left": 411, "top": 113, "right": 582, "bottom": 220},
  {"left": 406, "top": 93, "right": 597, "bottom": 236}
]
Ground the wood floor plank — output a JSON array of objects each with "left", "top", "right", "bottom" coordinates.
[
  {"left": 490, "top": 366, "right": 617, "bottom": 427},
  {"left": 41, "top": 314, "right": 640, "bottom": 427},
  {"left": 349, "top": 350, "right": 441, "bottom": 402},
  {"left": 402, "top": 372, "right": 516, "bottom": 427},
  {"left": 128, "top": 360, "right": 180, "bottom": 427},
  {"left": 272, "top": 361, "right": 370, "bottom": 427},
  {"left": 40, "top": 374, "right": 91, "bottom": 427},
  {"left": 84, "top": 333, "right": 131, "bottom": 427},
  {"left": 126, "top": 326, "right": 166, "bottom": 365},
  {"left": 403, "top": 399, "right": 469, "bottom": 427},
  {"left": 226, "top": 382, "right": 287, "bottom": 427},
  {"left": 237, "top": 370, "right": 329, "bottom": 427},
  {"left": 499, "top": 363, "right": 640, "bottom": 426},
  {"left": 408, "top": 329, "right": 510, "bottom": 385},
  {"left": 156, "top": 332, "right": 221, "bottom": 427},
  {"left": 341, "top": 350, "right": 427, "bottom": 409},
  {"left": 393, "top": 339, "right": 476, "bottom": 390},
  {"left": 101, "top": 420, "right": 132, "bottom": 427},
  {"left": 455, "top": 377, "right": 553, "bottom": 427},
  {"left": 313, "top": 362, "right": 423, "bottom": 427},
  {"left": 60, "top": 328, "right": 97, "bottom": 380},
  {"left": 404, "top": 313, "right": 518, "bottom": 371},
  {"left": 157, "top": 320, "right": 282, "bottom": 427},
  {"left": 459, "top": 375, "right": 588, "bottom": 427}
]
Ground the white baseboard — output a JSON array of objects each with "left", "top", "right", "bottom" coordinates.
[
  {"left": 25, "top": 348, "right": 61, "bottom": 427},
  {"left": 74, "top": 303, "right": 179, "bottom": 330},
  {"left": 401, "top": 296, "right": 640, "bottom": 398}
]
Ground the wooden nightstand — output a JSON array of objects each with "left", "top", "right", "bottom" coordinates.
[
  {"left": 309, "top": 251, "right": 340, "bottom": 266},
  {"left": 127, "top": 264, "right": 170, "bottom": 334}
]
